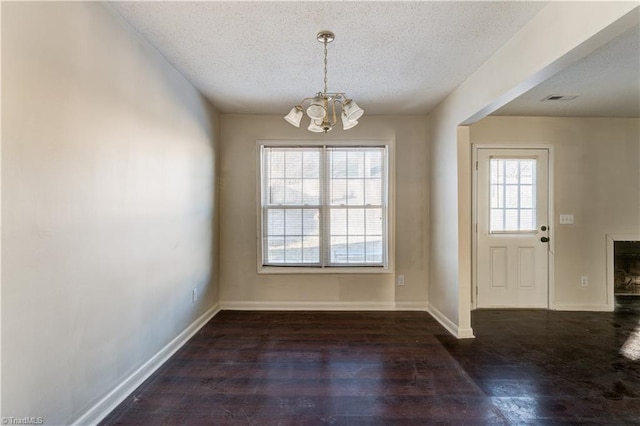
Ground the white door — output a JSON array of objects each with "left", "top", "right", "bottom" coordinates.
[{"left": 476, "top": 148, "right": 550, "bottom": 308}]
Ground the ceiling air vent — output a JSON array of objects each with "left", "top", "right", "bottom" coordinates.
[{"left": 541, "top": 94, "right": 580, "bottom": 101}]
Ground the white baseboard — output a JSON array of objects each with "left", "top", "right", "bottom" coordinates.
[
  {"left": 427, "top": 303, "right": 475, "bottom": 339},
  {"left": 71, "top": 299, "right": 470, "bottom": 425},
  {"left": 395, "top": 301, "right": 429, "bottom": 311},
  {"left": 221, "top": 301, "right": 398, "bottom": 311},
  {"left": 221, "top": 301, "right": 473, "bottom": 337},
  {"left": 220, "top": 300, "right": 429, "bottom": 311},
  {"left": 553, "top": 304, "right": 612, "bottom": 312},
  {"left": 71, "top": 303, "right": 221, "bottom": 426},
  {"left": 456, "top": 327, "right": 475, "bottom": 339}
]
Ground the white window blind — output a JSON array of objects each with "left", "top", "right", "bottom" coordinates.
[
  {"left": 261, "top": 145, "right": 388, "bottom": 267},
  {"left": 489, "top": 158, "right": 536, "bottom": 232}
]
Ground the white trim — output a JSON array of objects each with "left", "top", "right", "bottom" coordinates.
[
  {"left": 547, "top": 147, "right": 556, "bottom": 310},
  {"left": 553, "top": 304, "right": 611, "bottom": 312},
  {"left": 471, "top": 147, "right": 479, "bottom": 310},
  {"left": 456, "top": 327, "right": 476, "bottom": 339},
  {"left": 471, "top": 144, "right": 555, "bottom": 310},
  {"left": 222, "top": 301, "right": 428, "bottom": 311},
  {"left": 606, "top": 233, "right": 640, "bottom": 311},
  {"left": 71, "top": 304, "right": 221, "bottom": 426},
  {"left": 395, "top": 301, "right": 429, "bottom": 311},
  {"left": 427, "top": 303, "right": 475, "bottom": 339},
  {"left": 221, "top": 301, "right": 400, "bottom": 311},
  {"left": 221, "top": 301, "right": 427, "bottom": 311},
  {"left": 258, "top": 266, "right": 393, "bottom": 275}
]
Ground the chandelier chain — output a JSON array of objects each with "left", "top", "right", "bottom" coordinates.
[{"left": 323, "top": 39, "right": 328, "bottom": 95}]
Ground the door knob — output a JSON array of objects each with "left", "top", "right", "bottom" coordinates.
[
  {"left": 541, "top": 226, "right": 547, "bottom": 231},
  {"left": 540, "top": 236, "right": 550, "bottom": 243}
]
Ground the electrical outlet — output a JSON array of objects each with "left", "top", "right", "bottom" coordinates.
[
  {"left": 396, "top": 275, "right": 405, "bottom": 286},
  {"left": 581, "top": 276, "right": 588, "bottom": 287},
  {"left": 192, "top": 288, "right": 198, "bottom": 303}
]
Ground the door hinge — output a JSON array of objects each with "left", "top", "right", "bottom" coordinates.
[{"left": 475, "top": 161, "right": 478, "bottom": 170}]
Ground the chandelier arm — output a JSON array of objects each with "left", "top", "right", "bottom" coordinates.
[
  {"left": 330, "top": 93, "right": 348, "bottom": 104},
  {"left": 298, "top": 96, "right": 316, "bottom": 106}
]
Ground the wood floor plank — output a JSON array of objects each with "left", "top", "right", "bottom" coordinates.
[{"left": 101, "top": 307, "right": 640, "bottom": 425}]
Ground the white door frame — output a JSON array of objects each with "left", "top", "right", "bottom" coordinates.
[{"left": 471, "top": 144, "right": 556, "bottom": 310}]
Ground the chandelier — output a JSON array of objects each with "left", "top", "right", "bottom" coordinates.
[{"left": 284, "top": 31, "right": 364, "bottom": 133}]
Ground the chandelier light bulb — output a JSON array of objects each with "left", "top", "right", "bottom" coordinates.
[
  {"left": 284, "top": 106, "right": 304, "bottom": 127},
  {"left": 308, "top": 119, "right": 325, "bottom": 133},
  {"left": 306, "top": 96, "right": 327, "bottom": 120},
  {"left": 283, "top": 31, "right": 363, "bottom": 133},
  {"left": 341, "top": 111, "right": 358, "bottom": 130},
  {"left": 343, "top": 99, "right": 364, "bottom": 122}
]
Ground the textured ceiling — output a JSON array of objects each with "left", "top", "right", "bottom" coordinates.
[
  {"left": 109, "top": 1, "right": 548, "bottom": 115},
  {"left": 109, "top": 2, "right": 639, "bottom": 118},
  {"left": 494, "top": 24, "right": 640, "bottom": 117}
]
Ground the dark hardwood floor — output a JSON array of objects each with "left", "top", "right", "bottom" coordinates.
[{"left": 102, "top": 303, "right": 640, "bottom": 425}]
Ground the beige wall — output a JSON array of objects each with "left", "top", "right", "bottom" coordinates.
[
  {"left": 219, "top": 115, "right": 428, "bottom": 309},
  {"left": 471, "top": 116, "right": 640, "bottom": 309},
  {"left": 2, "top": 3, "right": 219, "bottom": 424},
  {"left": 428, "top": 2, "right": 638, "bottom": 336}
]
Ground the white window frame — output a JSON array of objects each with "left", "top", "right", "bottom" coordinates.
[{"left": 257, "top": 140, "right": 395, "bottom": 274}]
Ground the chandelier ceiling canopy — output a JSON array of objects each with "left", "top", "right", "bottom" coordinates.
[{"left": 284, "top": 31, "right": 364, "bottom": 133}]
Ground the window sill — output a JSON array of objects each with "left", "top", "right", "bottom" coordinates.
[{"left": 258, "top": 265, "right": 393, "bottom": 275}]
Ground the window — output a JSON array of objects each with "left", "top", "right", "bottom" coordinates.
[
  {"left": 260, "top": 144, "right": 389, "bottom": 269},
  {"left": 489, "top": 158, "right": 536, "bottom": 232}
]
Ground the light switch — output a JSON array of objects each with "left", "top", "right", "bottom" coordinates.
[{"left": 559, "top": 214, "right": 574, "bottom": 225}]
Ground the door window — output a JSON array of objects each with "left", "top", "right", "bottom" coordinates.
[{"left": 489, "top": 158, "right": 536, "bottom": 233}]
